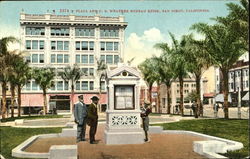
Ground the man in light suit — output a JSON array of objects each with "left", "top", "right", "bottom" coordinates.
[{"left": 74, "top": 95, "right": 88, "bottom": 142}]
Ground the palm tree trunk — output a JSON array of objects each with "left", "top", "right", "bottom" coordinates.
[
  {"left": 157, "top": 82, "right": 161, "bottom": 113},
  {"left": 166, "top": 84, "right": 171, "bottom": 114},
  {"left": 10, "top": 83, "right": 15, "bottom": 118},
  {"left": 148, "top": 84, "right": 153, "bottom": 103},
  {"left": 179, "top": 77, "right": 184, "bottom": 116},
  {"left": 17, "top": 85, "right": 21, "bottom": 117},
  {"left": 71, "top": 82, "right": 74, "bottom": 114},
  {"left": 222, "top": 69, "right": 229, "bottom": 119},
  {"left": 43, "top": 89, "right": 47, "bottom": 115},
  {"left": 195, "top": 75, "right": 201, "bottom": 118},
  {"left": 99, "top": 78, "right": 102, "bottom": 112},
  {"left": 1, "top": 82, "right": 7, "bottom": 119}
]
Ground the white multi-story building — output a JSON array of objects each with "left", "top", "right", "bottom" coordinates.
[
  {"left": 228, "top": 53, "right": 249, "bottom": 106},
  {"left": 19, "top": 12, "right": 127, "bottom": 113}
]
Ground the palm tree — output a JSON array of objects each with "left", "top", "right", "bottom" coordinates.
[
  {"left": 154, "top": 43, "right": 175, "bottom": 114},
  {"left": 96, "top": 59, "right": 107, "bottom": 112},
  {"left": 191, "top": 23, "right": 245, "bottom": 119},
  {"left": 0, "top": 36, "right": 19, "bottom": 119},
  {"left": 183, "top": 34, "right": 212, "bottom": 118},
  {"left": 161, "top": 33, "right": 189, "bottom": 116},
  {"left": 59, "top": 64, "right": 82, "bottom": 113},
  {"left": 213, "top": 0, "right": 248, "bottom": 50},
  {"left": 33, "top": 68, "right": 55, "bottom": 115},
  {"left": 138, "top": 59, "right": 158, "bottom": 104}
]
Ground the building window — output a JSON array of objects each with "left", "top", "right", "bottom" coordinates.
[
  {"left": 64, "top": 81, "right": 69, "bottom": 90},
  {"left": 57, "top": 54, "right": 63, "bottom": 63},
  {"left": 26, "top": 27, "right": 45, "bottom": 35},
  {"left": 26, "top": 40, "right": 44, "bottom": 50},
  {"left": 51, "top": 54, "right": 69, "bottom": 63},
  {"left": 82, "top": 41, "right": 88, "bottom": 50},
  {"left": 100, "top": 55, "right": 105, "bottom": 62},
  {"left": 100, "top": 42, "right": 119, "bottom": 51},
  {"left": 114, "top": 55, "right": 119, "bottom": 64},
  {"left": 246, "top": 80, "right": 249, "bottom": 88},
  {"left": 32, "top": 40, "right": 38, "bottom": 50},
  {"left": 89, "top": 81, "right": 94, "bottom": 90},
  {"left": 39, "top": 54, "right": 44, "bottom": 63},
  {"left": 100, "top": 42, "right": 105, "bottom": 51},
  {"left": 26, "top": 81, "right": 31, "bottom": 90},
  {"left": 51, "top": 41, "right": 69, "bottom": 50},
  {"left": 75, "top": 28, "right": 95, "bottom": 37},
  {"left": 76, "top": 81, "right": 80, "bottom": 90},
  {"left": 89, "top": 68, "right": 94, "bottom": 76},
  {"left": 57, "top": 81, "right": 63, "bottom": 91},
  {"left": 29, "top": 54, "right": 44, "bottom": 64},
  {"left": 101, "top": 81, "right": 105, "bottom": 90},
  {"left": 76, "top": 55, "right": 94, "bottom": 64},
  {"left": 82, "top": 81, "right": 88, "bottom": 90},
  {"left": 32, "top": 81, "right": 38, "bottom": 90},
  {"left": 177, "top": 84, "right": 179, "bottom": 87},
  {"left": 106, "top": 55, "right": 113, "bottom": 64},
  {"left": 89, "top": 42, "right": 94, "bottom": 50},
  {"left": 100, "top": 28, "right": 119, "bottom": 37},
  {"left": 51, "top": 54, "right": 56, "bottom": 63},
  {"left": 89, "top": 55, "right": 94, "bottom": 64},
  {"left": 51, "top": 28, "right": 69, "bottom": 36},
  {"left": 230, "top": 83, "right": 234, "bottom": 89},
  {"left": 64, "top": 55, "right": 69, "bottom": 63},
  {"left": 76, "top": 42, "right": 80, "bottom": 50},
  {"left": 177, "top": 90, "right": 179, "bottom": 93},
  {"left": 26, "top": 40, "right": 31, "bottom": 49},
  {"left": 75, "top": 41, "right": 95, "bottom": 51},
  {"left": 82, "top": 55, "right": 88, "bottom": 64},
  {"left": 39, "top": 40, "right": 44, "bottom": 49},
  {"left": 76, "top": 55, "right": 80, "bottom": 63},
  {"left": 245, "top": 70, "right": 249, "bottom": 76},
  {"left": 82, "top": 68, "right": 88, "bottom": 76}
]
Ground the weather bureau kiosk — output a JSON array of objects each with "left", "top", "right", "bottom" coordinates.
[{"left": 104, "top": 63, "right": 144, "bottom": 145}]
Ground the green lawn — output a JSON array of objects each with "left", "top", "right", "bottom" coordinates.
[
  {"left": 0, "top": 115, "right": 64, "bottom": 122},
  {"left": 0, "top": 126, "right": 62, "bottom": 159},
  {"left": 153, "top": 119, "right": 249, "bottom": 159}
]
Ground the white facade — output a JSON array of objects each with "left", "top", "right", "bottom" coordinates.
[{"left": 19, "top": 12, "right": 127, "bottom": 111}]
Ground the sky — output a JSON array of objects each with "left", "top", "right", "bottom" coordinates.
[{"left": 0, "top": 0, "right": 239, "bottom": 66}]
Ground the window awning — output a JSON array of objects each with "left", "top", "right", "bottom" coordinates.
[
  {"left": 242, "top": 92, "right": 249, "bottom": 101},
  {"left": 215, "top": 94, "right": 232, "bottom": 103}
]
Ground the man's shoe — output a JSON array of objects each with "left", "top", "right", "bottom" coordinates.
[
  {"left": 90, "top": 141, "right": 97, "bottom": 144},
  {"left": 81, "top": 139, "right": 86, "bottom": 141}
]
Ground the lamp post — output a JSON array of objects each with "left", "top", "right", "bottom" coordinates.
[{"left": 237, "top": 87, "right": 241, "bottom": 119}]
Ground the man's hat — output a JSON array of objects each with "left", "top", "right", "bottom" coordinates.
[
  {"left": 144, "top": 100, "right": 151, "bottom": 105},
  {"left": 78, "top": 95, "right": 84, "bottom": 99},
  {"left": 91, "top": 96, "right": 99, "bottom": 101}
]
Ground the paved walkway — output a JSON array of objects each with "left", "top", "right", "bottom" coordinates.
[{"left": 24, "top": 124, "right": 207, "bottom": 159}]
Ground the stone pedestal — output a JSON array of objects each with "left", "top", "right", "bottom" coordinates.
[{"left": 104, "top": 64, "right": 144, "bottom": 145}]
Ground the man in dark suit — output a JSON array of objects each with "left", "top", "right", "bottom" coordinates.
[
  {"left": 74, "top": 95, "right": 88, "bottom": 143},
  {"left": 87, "top": 96, "right": 99, "bottom": 144}
]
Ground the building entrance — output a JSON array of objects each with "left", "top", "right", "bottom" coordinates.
[{"left": 49, "top": 95, "right": 70, "bottom": 112}]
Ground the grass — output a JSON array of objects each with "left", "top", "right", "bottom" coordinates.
[
  {"left": 0, "top": 115, "right": 64, "bottom": 122},
  {"left": 0, "top": 126, "right": 63, "bottom": 159},
  {"left": 153, "top": 119, "right": 249, "bottom": 159}
]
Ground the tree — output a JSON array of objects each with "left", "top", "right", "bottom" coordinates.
[
  {"left": 59, "top": 64, "right": 82, "bottom": 113},
  {"left": 213, "top": 0, "right": 249, "bottom": 50},
  {"left": 161, "top": 33, "right": 189, "bottom": 116},
  {"left": 191, "top": 23, "right": 245, "bottom": 119},
  {"left": 151, "top": 56, "right": 164, "bottom": 113},
  {"left": 33, "top": 68, "right": 55, "bottom": 115},
  {"left": 0, "top": 36, "right": 19, "bottom": 119},
  {"left": 138, "top": 59, "right": 158, "bottom": 104},
  {"left": 96, "top": 59, "right": 107, "bottom": 112},
  {"left": 183, "top": 34, "right": 212, "bottom": 118},
  {"left": 154, "top": 42, "right": 175, "bottom": 114}
]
